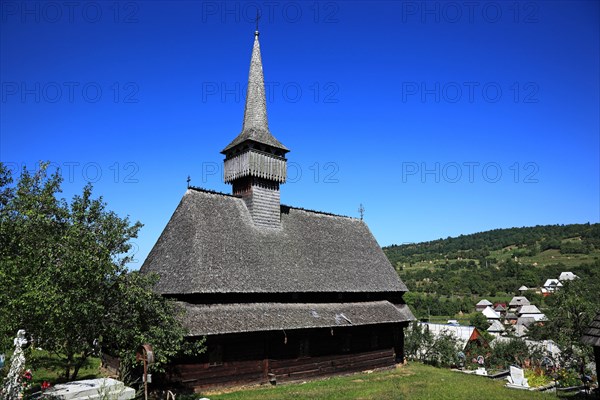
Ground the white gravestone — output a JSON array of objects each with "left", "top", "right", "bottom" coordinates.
[
  {"left": 507, "top": 365, "right": 529, "bottom": 388},
  {"left": 42, "top": 378, "right": 135, "bottom": 400}
]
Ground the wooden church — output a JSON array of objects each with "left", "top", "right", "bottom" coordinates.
[{"left": 140, "top": 29, "right": 414, "bottom": 391}]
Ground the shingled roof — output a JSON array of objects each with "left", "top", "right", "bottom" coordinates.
[
  {"left": 179, "top": 301, "right": 413, "bottom": 336},
  {"left": 582, "top": 312, "right": 600, "bottom": 347},
  {"left": 141, "top": 187, "right": 408, "bottom": 295},
  {"left": 222, "top": 32, "right": 288, "bottom": 154}
]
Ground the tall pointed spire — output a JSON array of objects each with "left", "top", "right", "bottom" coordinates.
[
  {"left": 242, "top": 31, "right": 269, "bottom": 134},
  {"left": 222, "top": 31, "right": 288, "bottom": 154},
  {"left": 220, "top": 30, "right": 290, "bottom": 229}
]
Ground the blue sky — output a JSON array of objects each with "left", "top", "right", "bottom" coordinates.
[{"left": 1, "top": 1, "right": 598, "bottom": 269}]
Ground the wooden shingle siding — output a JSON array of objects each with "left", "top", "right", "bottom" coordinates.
[
  {"left": 179, "top": 302, "right": 412, "bottom": 336},
  {"left": 582, "top": 313, "right": 600, "bottom": 347},
  {"left": 224, "top": 151, "right": 287, "bottom": 183},
  {"left": 242, "top": 181, "right": 281, "bottom": 228}
]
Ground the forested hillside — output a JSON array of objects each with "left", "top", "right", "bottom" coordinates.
[
  {"left": 383, "top": 223, "right": 600, "bottom": 317},
  {"left": 386, "top": 223, "right": 600, "bottom": 264}
]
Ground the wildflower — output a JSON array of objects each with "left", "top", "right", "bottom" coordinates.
[{"left": 41, "top": 381, "right": 51, "bottom": 390}]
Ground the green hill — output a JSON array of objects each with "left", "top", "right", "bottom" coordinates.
[{"left": 383, "top": 223, "right": 600, "bottom": 318}]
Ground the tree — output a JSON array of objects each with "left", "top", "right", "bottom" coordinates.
[
  {"left": 102, "top": 271, "right": 205, "bottom": 380},
  {"left": 489, "top": 339, "right": 543, "bottom": 370},
  {"left": 534, "top": 276, "right": 599, "bottom": 368},
  {"left": 404, "top": 322, "right": 460, "bottom": 367},
  {"left": 469, "top": 313, "right": 490, "bottom": 332},
  {"left": 0, "top": 163, "right": 202, "bottom": 380},
  {"left": 404, "top": 321, "right": 434, "bottom": 361}
]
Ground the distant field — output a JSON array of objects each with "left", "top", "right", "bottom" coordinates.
[
  {"left": 207, "top": 362, "right": 560, "bottom": 400},
  {"left": 500, "top": 248, "right": 600, "bottom": 268},
  {"left": 396, "top": 247, "right": 600, "bottom": 272}
]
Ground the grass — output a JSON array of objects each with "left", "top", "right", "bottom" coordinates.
[
  {"left": 32, "top": 352, "right": 102, "bottom": 384},
  {"left": 488, "top": 248, "right": 600, "bottom": 268},
  {"left": 4, "top": 349, "right": 105, "bottom": 388},
  {"left": 426, "top": 313, "right": 477, "bottom": 325},
  {"left": 399, "top": 246, "right": 600, "bottom": 272},
  {"left": 6, "top": 353, "right": 587, "bottom": 399},
  {"left": 1, "top": 349, "right": 105, "bottom": 397},
  {"left": 204, "top": 362, "right": 561, "bottom": 400}
]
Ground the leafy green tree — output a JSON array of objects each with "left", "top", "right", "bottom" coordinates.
[
  {"left": 102, "top": 271, "right": 205, "bottom": 380},
  {"left": 404, "top": 322, "right": 434, "bottom": 361},
  {"left": 0, "top": 163, "right": 202, "bottom": 380},
  {"left": 534, "top": 277, "right": 599, "bottom": 368},
  {"left": 469, "top": 313, "right": 490, "bottom": 332},
  {"left": 429, "top": 330, "right": 461, "bottom": 367},
  {"left": 404, "top": 322, "right": 460, "bottom": 367},
  {"left": 489, "top": 339, "right": 543, "bottom": 370}
]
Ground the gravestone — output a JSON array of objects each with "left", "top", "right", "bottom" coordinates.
[
  {"left": 42, "top": 378, "right": 135, "bottom": 400},
  {"left": 506, "top": 365, "right": 529, "bottom": 389}
]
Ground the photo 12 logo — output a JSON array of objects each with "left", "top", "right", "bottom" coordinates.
[
  {"left": 4, "top": 161, "right": 140, "bottom": 184},
  {"left": 1, "top": 1, "right": 140, "bottom": 24},
  {"left": 201, "top": 81, "right": 340, "bottom": 104},
  {"left": 401, "top": 161, "right": 539, "bottom": 183},
  {"left": 1, "top": 81, "right": 140, "bottom": 104},
  {"left": 401, "top": 81, "right": 539, "bottom": 104},
  {"left": 400, "top": 1, "right": 540, "bottom": 24},
  {"left": 200, "top": 1, "right": 340, "bottom": 24},
  {"left": 199, "top": 161, "right": 340, "bottom": 184}
]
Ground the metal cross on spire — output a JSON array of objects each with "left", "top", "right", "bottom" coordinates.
[{"left": 255, "top": 9, "right": 260, "bottom": 35}]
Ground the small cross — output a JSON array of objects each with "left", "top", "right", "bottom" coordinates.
[
  {"left": 255, "top": 9, "right": 260, "bottom": 33},
  {"left": 187, "top": 175, "right": 191, "bottom": 189}
]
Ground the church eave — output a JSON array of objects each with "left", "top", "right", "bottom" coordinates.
[{"left": 221, "top": 131, "right": 290, "bottom": 155}]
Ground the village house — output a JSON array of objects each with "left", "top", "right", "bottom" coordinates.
[
  {"left": 487, "top": 320, "right": 505, "bottom": 338},
  {"left": 516, "top": 305, "right": 547, "bottom": 322},
  {"left": 481, "top": 306, "right": 501, "bottom": 323},
  {"left": 540, "top": 272, "right": 578, "bottom": 296},
  {"left": 508, "top": 296, "right": 530, "bottom": 313},
  {"left": 518, "top": 285, "right": 529, "bottom": 293},
  {"left": 140, "top": 30, "right": 414, "bottom": 390},
  {"left": 504, "top": 312, "right": 518, "bottom": 325},
  {"left": 493, "top": 303, "right": 507, "bottom": 317},
  {"left": 558, "top": 271, "right": 578, "bottom": 281},
  {"left": 475, "top": 299, "right": 493, "bottom": 311},
  {"left": 512, "top": 320, "right": 531, "bottom": 338},
  {"left": 541, "top": 279, "right": 563, "bottom": 296}
]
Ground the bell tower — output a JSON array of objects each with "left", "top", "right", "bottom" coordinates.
[{"left": 221, "top": 30, "right": 289, "bottom": 228}]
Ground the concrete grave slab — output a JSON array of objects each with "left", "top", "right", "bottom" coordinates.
[{"left": 43, "top": 378, "right": 135, "bottom": 400}]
